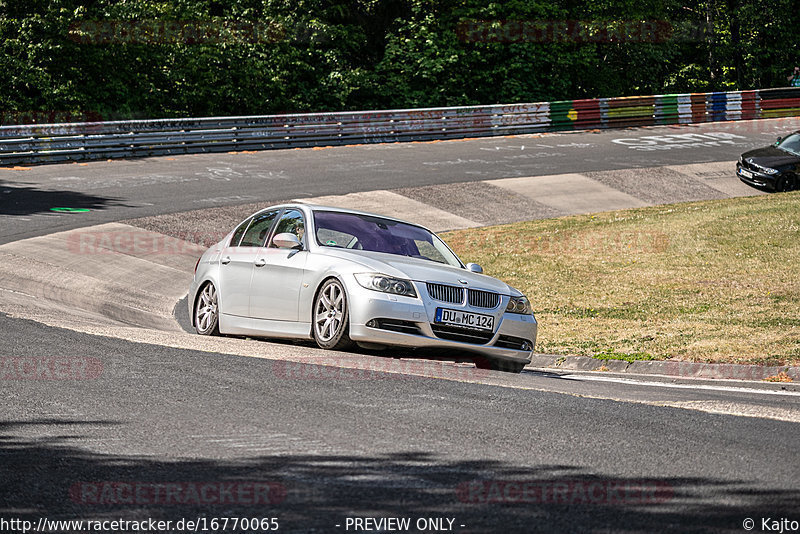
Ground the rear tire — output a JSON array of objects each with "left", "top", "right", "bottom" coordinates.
[
  {"left": 194, "top": 282, "right": 220, "bottom": 336},
  {"left": 313, "top": 279, "right": 354, "bottom": 350}
]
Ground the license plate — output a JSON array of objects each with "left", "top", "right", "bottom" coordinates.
[
  {"left": 739, "top": 168, "right": 753, "bottom": 179},
  {"left": 435, "top": 308, "right": 495, "bottom": 331}
]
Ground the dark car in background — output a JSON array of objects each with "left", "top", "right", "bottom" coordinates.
[{"left": 737, "top": 132, "right": 800, "bottom": 192}]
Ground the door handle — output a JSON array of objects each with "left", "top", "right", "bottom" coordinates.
[
  {"left": 220, "top": 256, "right": 231, "bottom": 265},
  {"left": 254, "top": 259, "right": 267, "bottom": 267}
]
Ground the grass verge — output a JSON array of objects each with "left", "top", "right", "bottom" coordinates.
[{"left": 444, "top": 192, "right": 800, "bottom": 366}]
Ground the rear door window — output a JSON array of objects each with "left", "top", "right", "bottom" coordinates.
[
  {"left": 230, "top": 218, "right": 252, "bottom": 247},
  {"left": 240, "top": 210, "right": 280, "bottom": 247}
]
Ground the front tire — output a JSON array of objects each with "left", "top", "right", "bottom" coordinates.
[
  {"left": 194, "top": 282, "right": 220, "bottom": 336},
  {"left": 775, "top": 174, "right": 796, "bottom": 192},
  {"left": 313, "top": 279, "right": 354, "bottom": 350}
]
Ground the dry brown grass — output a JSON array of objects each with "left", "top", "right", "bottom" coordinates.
[
  {"left": 444, "top": 192, "right": 800, "bottom": 365},
  {"left": 764, "top": 371, "right": 794, "bottom": 383}
]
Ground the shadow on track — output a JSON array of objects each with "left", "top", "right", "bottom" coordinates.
[
  {"left": 0, "top": 179, "right": 126, "bottom": 216},
  {"left": 1, "top": 419, "right": 795, "bottom": 533}
]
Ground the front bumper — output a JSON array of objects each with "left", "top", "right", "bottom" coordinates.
[
  {"left": 737, "top": 162, "right": 778, "bottom": 190},
  {"left": 347, "top": 285, "right": 537, "bottom": 365}
]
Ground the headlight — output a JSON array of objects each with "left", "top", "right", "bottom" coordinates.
[
  {"left": 506, "top": 295, "right": 532, "bottom": 315},
  {"left": 354, "top": 273, "right": 417, "bottom": 298},
  {"left": 753, "top": 162, "right": 780, "bottom": 175}
]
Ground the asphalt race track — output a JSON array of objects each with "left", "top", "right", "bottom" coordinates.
[{"left": 1, "top": 117, "right": 799, "bottom": 533}]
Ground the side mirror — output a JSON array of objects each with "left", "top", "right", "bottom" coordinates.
[
  {"left": 777, "top": 136, "right": 783, "bottom": 144},
  {"left": 273, "top": 232, "right": 302, "bottom": 249},
  {"left": 466, "top": 263, "right": 483, "bottom": 274}
]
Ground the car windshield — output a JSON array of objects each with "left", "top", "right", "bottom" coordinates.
[
  {"left": 313, "top": 210, "right": 463, "bottom": 267},
  {"left": 776, "top": 133, "right": 800, "bottom": 157}
]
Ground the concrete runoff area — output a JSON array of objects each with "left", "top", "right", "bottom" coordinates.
[
  {"left": 488, "top": 173, "right": 650, "bottom": 216},
  {"left": 582, "top": 167, "right": 728, "bottom": 205},
  {"left": 666, "top": 161, "right": 768, "bottom": 197},
  {"left": 0, "top": 223, "right": 195, "bottom": 331},
  {"left": 394, "top": 181, "right": 564, "bottom": 226}
]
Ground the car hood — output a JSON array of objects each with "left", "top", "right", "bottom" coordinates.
[
  {"left": 317, "top": 248, "right": 518, "bottom": 295},
  {"left": 741, "top": 146, "right": 800, "bottom": 169}
]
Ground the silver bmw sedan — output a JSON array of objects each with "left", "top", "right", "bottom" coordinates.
[{"left": 189, "top": 204, "right": 537, "bottom": 373}]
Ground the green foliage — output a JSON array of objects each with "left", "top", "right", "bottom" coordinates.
[{"left": 1, "top": 0, "right": 799, "bottom": 120}]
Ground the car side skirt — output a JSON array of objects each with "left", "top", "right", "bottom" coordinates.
[{"left": 220, "top": 313, "right": 313, "bottom": 340}]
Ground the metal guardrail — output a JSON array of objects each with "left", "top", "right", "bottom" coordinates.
[{"left": 2, "top": 88, "right": 799, "bottom": 165}]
